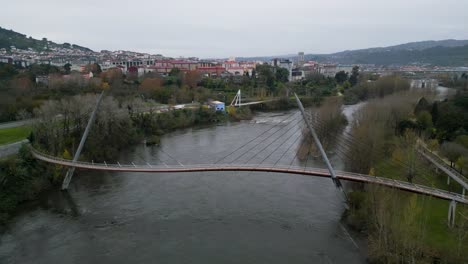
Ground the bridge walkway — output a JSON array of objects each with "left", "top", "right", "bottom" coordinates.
[{"left": 30, "top": 147, "right": 468, "bottom": 204}]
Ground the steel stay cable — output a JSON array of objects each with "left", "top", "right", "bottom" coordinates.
[
  {"left": 214, "top": 111, "right": 300, "bottom": 164},
  {"left": 229, "top": 116, "right": 303, "bottom": 164},
  {"left": 257, "top": 120, "right": 305, "bottom": 166},
  {"left": 271, "top": 122, "right": 306, "bottom": 167}
]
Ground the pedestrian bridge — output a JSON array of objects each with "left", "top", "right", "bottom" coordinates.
[{"left": 30, "top": 147, "right": 468, "bottom": 204}]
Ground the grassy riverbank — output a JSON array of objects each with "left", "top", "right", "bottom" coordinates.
[{"left": 0, "top": 126, "right": 32, "bottom": 145}]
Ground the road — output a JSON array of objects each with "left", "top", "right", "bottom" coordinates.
[
  {"left": 0, "top": 118, "right": 36, "bottom": 129},
  {"left": 0, "top": 139, "right": 29, "bottom": 158}
]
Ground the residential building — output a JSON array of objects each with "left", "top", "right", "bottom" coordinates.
[
  {"left": 271, "top": 58, "right": 294, "bottom": 81},
  {"left": 297, "top": 52, "right": 305, "bottom": 66},
  {"left": 291, "top": 69, "right": 305, "bottom": 81}
]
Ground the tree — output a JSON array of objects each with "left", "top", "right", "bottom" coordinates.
[
  {"left": 435, "top": 103, "right": 464, "bottom": 141},
  {"left": 139, "top": 77, "right": 163, "bottom": 98},
  {"left": 455, "top": 135, "right": 468, "bottom": 149},
  {"left": 64, "top": 63, "right": 71, "bottom": 74},
  {"left": 275, "top": 67, "right": 289, "bottom": 83},
  {"left": 456, "top": 156, "right": 468, "bottom": 174},
  {"left": 256, "top": 64, "right": 276, "bottom": 92},
  {"left": 342, "top": 80, "right": 351, "bottom": 90},
  {"left": 169, "top": 68, "right": 181, "bottom": 77},
  {"left": 251, "top": 69, "right": 256, "bottom": 79},
  {"left": 402, "top": 131, "right": 418, "bottom": 183},
  {"left": 414, "top": 97, "right": 430, "bottom": 115},
  {"left": 334, "top": 71, "right": 348, "bottom": 84},
  {"left": 0, "top": 63, "right": 19, "bottom": 80},
  {"left": 101, "top": 68, "right": 123, "bottom": 84},
  {"left": 84, "top": 63, "right": 102, "bottom": 75},
  {"left": 349, "top": 66, "right": 359, "bottom": 86},
  {"left": 427, "top": 139, "right": 439, "bottom": 152},
  {"left": 441, "top": 142, "right": 467, "bottom": 167},
  {"left": 93, "top": 63, "right": 102, "bottom": 75},
  {"left": 184, "top": 70, "right": 201, "bottom": 89},
  {"left": 416, "top": 111, "right": 433, "bottom": 136}
]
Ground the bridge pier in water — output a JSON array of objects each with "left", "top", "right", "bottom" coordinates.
[{"left": 62, "top": 91, "right": 105, "bottom": 190}]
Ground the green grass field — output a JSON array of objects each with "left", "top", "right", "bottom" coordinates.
[
  {"left": 0, "top": 126, "right": 32, "bottom": 145},
  {"left": 374, "top": 157, "right": 468, "bottom": 259}
]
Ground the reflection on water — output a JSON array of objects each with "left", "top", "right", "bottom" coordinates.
[{"left": 0, "top": 110, "right": 365, "bottom": 264}]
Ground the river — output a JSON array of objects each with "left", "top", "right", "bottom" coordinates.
[{"left": 0, "top": 110, "right": 366, "bottom": 263}]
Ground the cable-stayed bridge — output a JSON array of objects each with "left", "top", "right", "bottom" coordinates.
[{"left": 29, "top": 91, "right": 467, "bottom": 227}]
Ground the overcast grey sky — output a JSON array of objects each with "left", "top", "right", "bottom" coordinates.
[{"left": 2, "top": 0, "right": 468, "bottom": 58}]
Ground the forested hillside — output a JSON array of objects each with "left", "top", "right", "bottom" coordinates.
[{"left": 0, "top": 27, "right": 91, "bottom": 52}]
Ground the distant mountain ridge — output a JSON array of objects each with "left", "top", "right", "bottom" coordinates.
[
  {"left": 1, "top": 26, "right": 467, "bottom": 66},
  {"left": 0, "top": 27, "right": 92, "bottom": 52},
  {"left": 239, "top": 39, "right": 468, "bottom": 66},
  {"left": 335, "top": 39, "right": 468, "bottom": 54}
]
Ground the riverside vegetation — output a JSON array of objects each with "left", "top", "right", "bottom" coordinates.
[{"left": 343, "top": 87, "right": 468, "bottom": 263}]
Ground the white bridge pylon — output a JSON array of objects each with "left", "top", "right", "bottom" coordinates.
[
  {"left": 230, "top": 89, "right": 275, "bottom": 107},
  {"left": 230, "top": 89, "right": 242, "bottom": 106}
]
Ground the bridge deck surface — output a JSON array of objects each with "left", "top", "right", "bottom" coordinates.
[
  {"left": 418, "top": 147, "right": 468, "bottom": 190},
  {"left": 30, "top": 147, "right": 468, "bottom": 204}
]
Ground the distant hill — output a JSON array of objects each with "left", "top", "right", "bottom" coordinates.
[
  {"left": 318, "top": 39, "right": 468, "bottom": 66},
  {"left": 0, "top": 27, "right": 92, "bottom": 52},
  {"left": 239, "top": 40, "right": 468, "bottom": 66}
]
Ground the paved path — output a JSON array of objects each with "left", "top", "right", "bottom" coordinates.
[
  {"left": 0, "top": 140, "right": 29, "bottom": 158},
  {"left": 0, "top": 119, "right": 36, "bottom": 130}
]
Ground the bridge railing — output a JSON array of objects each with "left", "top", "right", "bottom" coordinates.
[
  {"left": 29, "top": 146, "right": 467, "bottom": 203},
  {"left": 336, "top": 170, "right": 466, "bottom": 202},
  {"left": 417, "top": 146, "right": 468, "bottom": 188},
  {"left": 30, "top": 146, "right": 332, "bottom": 172}
]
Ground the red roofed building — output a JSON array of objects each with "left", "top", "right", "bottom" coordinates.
[
  {"left": 197, "top": 66, "right": 225, "bottom": 77},
  {"left": 226, "top": 66, "right": 247, "bottom": 76},
  {"left": 151, "top": 60, "right": 198, "bottom": 74}
]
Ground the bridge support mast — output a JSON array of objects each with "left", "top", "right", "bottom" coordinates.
[
  {"left": 230, "top": 90, "right": 241, "bottom": 107},
  {"left": 448, "top": 200, "right": 457, "bottom": 228},
  {"left": 294, "top": 93, "right": 346, "bottom": 198},
  {"left": 61, "top": 91, "right": 105, "bottom": 190}
]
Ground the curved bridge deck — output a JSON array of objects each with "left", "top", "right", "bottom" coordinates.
[{"left": 30, "top": 148, "right": 468, "bottom": 204}]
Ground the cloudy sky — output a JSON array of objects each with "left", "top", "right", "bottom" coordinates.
[{"left": 2, "top": 0, "right": 467, "bottom": 58}]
